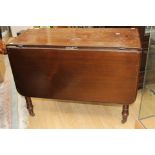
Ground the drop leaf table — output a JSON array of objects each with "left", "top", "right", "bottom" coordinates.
[{"left": 6, "top": 28, "right": 141, "bottom": 123}]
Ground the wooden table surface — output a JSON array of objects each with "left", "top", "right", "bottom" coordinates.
[
  {"left": 7, "top": 28, "right": 142, "bottom": 122},
  {"left": 8, "top": 28, "right": 141, "bottom": 49}
]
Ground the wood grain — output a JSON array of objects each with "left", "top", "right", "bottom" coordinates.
[
  {"left": 6, "top": 28, "right": 142, "bottom": 122},
  {"left": 7, "top": 28, "right": 141, "bottom": 49},
  {"left": 7, "top": 47, "right": 141, "bottom": 104},
  {"left": 28, "top": 90, "right": 142, "bottom": 128},
  {"left": 135, "top": 120, "right": 145, "bottom": 129}
]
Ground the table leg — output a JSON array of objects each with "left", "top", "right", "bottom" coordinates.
[
  {"left": 121, "top": 104, "right": 129, "bottom": 123},
  {"left": 25, "top": 96, "right": 35, "bottom": 116}
]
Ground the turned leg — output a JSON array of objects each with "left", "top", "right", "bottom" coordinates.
[
  {"left": 25, "top": 96, "right": 35, "bottom": 116},
  {"left": 121, "top": 104, "right": 129, "bottom": 123}
]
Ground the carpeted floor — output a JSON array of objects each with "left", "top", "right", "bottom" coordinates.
[
  {"left": 0, "top": 56, "right": 28, "bottom": 128},
  {"left": 0, "top": 55, "right": 12, "bottom": 128}
]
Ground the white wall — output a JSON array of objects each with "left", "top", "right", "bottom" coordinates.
[{"left": 10, "top": 26, "right": 33, "bottom": 37}]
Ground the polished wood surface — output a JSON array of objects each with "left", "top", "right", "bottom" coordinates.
[
  {"left": 8, "top": 28, "right": 141, "bottom": 49},
  {"left": 7, "top": 28, "right": 142, "bottom": 122},
  {"left": 25, "top": 96, "right": 35, "bottom": 116},
  {"left": 122, "top": 105, "right": 129, "bottom": 123},
  {"left": 7, "top": 47, "right": 141, "bottom": 104}
]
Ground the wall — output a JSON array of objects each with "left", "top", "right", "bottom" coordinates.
[{"left": 10, "top": 26, "right": 33, "bottom": 37}]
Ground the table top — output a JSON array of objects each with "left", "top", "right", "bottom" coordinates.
[{"left": 7, "top": 28, "right": 141, "bottom": 49}]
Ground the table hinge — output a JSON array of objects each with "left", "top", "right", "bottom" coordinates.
[{"left": 65, "top": 46, "right": 78, "bottom": 50}]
